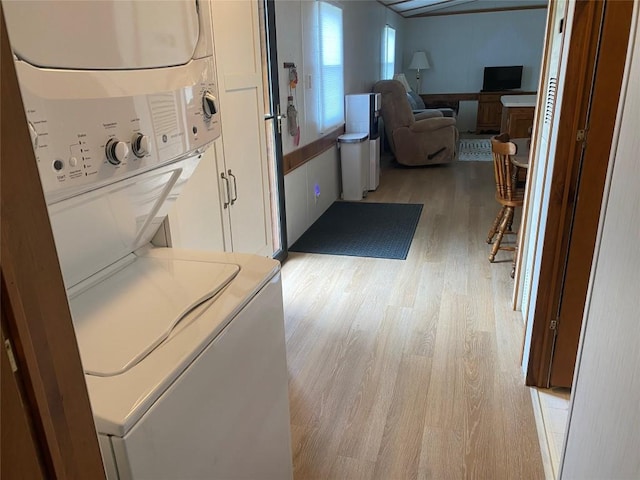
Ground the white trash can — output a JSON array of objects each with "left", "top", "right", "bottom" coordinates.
[{"left": 338, "top": 132, "right": 369, "bottom": 201}]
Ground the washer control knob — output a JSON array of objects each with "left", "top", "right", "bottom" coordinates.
[
  {"left": 105, "top": 138, "right": 129, "bottom": 165},
  {"left": 202, "top": 91, "right": 217, "bottom": 120},
  {"left": 131, "top": 133, "right": 151, "bottom": 158}
]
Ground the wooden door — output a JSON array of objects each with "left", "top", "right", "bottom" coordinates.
[
  {"left": 211, "top": 0, "right": 274, "bottom": 257},
  {"left": 547, "top": 0, "right": 634, "bottom": 387},
  {"left": 1, "top": 5, "right": 105, "bottom": 477},
  {"left": 525, "top": 0, "right": 633, "bottom": 388},
  {"left": 1, "top": 326, "right": 46, "bottom": 480}
]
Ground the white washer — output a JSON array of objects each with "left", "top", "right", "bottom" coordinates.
[
  {"left": 3, "top": 2, "right": 293, "bottom": 478},
  {"left": 75, "top": 246, "right": 292, "bottom": 480},
  {"left": 48, "top": 157, "right": 293, "bottom": 480}
]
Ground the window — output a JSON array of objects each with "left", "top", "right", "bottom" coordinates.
[
  {"left": 382, "top": 25, "right": 396, "bottom": 80},
  {"left": 317, "top": 1, "right": 344, "bottom": 133}
]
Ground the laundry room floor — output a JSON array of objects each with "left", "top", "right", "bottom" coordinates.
[{"left": 281, "top": 158, "right": 543, "bottom": 479}]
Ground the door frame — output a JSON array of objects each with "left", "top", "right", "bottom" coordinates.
[
  {"left": 261, "top": 0, "right": 288, "bottom": 263},
  {"left": 512, "top": 0, "right": 564, "bottom": 310},
  {"left": 525, "top": 0, "right": 634, "bottom": 387}
]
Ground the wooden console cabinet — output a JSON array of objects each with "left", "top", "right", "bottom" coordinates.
[
  {"left": 419, "top": 92, "right": 478, "bottom": 114},
  {"left": 501, "top": 106, "right": 535, "bottom": 138},
  {"left": 500, "top": 94, "right": 537, "bottom": 138},
  {"left": 476, "top": 91, "right": 535, "bottom": 133},
  {"left": 476, "top": 92, "right": 504, "bottom": 133}
]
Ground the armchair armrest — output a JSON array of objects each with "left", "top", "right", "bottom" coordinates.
[
  {"left": 410, "top": 117, "right": 456, "bottom": 133},
  {"left": 414, "top": 109, "right": 443, "bottom": 121}
]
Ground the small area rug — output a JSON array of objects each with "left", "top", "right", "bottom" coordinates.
[
  {"left": 289, "top": 201, "right": 423, "bottom": 260},
  {"left": 458, "top": 138, "right": 493, "bottom": 161}
]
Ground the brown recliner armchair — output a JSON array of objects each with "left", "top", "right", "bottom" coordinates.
[{"left": 373, "top": 80, "right": 459, "bottom": 166}]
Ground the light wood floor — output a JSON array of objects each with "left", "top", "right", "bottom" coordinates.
[{"left": 280, "top": 158, "right": 544, "bottom": 479}]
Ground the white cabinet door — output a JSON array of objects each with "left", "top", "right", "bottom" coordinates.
[
  {"left": 166, "top": 143, "right": 227, "bottom": 252},
  {"left": 166, "top": 0, "right": 273, "bottom": 256},
  {"left": 211, "top": 0, "right": 273, "bottom": 257}
]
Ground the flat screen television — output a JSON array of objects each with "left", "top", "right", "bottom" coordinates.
[{"left": 482, "top": 66, "right": 523, "bottom": 92}]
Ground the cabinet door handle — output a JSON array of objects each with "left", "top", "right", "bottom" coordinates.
[
  {"left": 228, "top": 169, "right": 238, "bottom": 205},
  {"left": 220, "top": 172, "right": 231, "bottom": 209}
]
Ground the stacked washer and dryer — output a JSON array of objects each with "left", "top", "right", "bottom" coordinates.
[{"left": 3, "top": 1, "right": 293, "bottom": 479}]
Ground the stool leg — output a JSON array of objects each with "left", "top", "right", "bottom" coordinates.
[
  {"left": 489, "top": 207, "right": 513, "bottom": 262},
  {"left": 511, "top": 207, "right": 521, "bottom": 277},
  {"left": 506, "top": 213, "right": 514, "bottom": 234},
  {"left": 487, "top": 206, "right": 506, "bottom": 244}
]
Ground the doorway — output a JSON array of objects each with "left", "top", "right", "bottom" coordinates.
[
  {"left": 523, "top": 2, "right": 633, "bottom": 475},
  {"left": 524, "top": 0, "right": 633, "bottom": 389},
  {"left": 259, "top": 0, "right": 288, "bottom": 263}
]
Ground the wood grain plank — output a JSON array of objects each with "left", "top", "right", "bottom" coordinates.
[
  {"left": 372, "top": 354, "right": 432, "bottom": 480},
  {"left": 327, "top": 455, "right": 376, "bottom": 480},
  {"left": 406, "top": 262, "right": 445, "bottom": 358},
  {"left": 338, "top": 306, "right": 412, "bottom": 463}
]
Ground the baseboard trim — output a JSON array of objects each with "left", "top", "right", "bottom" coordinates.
[{"left": 530, "top": 388, "right": 556, "bottom": 480}]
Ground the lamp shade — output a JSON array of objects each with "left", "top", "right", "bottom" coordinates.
[
  {"left": 409, "top": 51, "right": 430, "bottom": 70},
  {"left": 393, "top": 73, "right": 412, "bottom": 92}
]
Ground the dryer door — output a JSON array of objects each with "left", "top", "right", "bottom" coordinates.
[{"left": 4, "top": 0, "right": 199, "bottom": 70}]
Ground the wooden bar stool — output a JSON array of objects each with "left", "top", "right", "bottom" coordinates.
[{"left": 487, "top": 134, "right": 525, "bottom": 272}]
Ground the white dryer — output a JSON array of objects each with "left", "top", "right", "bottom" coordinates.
[{"left": 3, "top": 1, "right": 293, "bottom": 479}]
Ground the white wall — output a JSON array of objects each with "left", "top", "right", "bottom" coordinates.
[
  {"left": 404, "top": 9, "right": 547, "bottom": 94},
  {"left": 276, "top": 0, "right": 405, "bottom": 155},
  {"left": 276, "top": 0, "right": 406, "bottom": 245},
  {"left": 561, "top": 5, "right": 640, "bottom": 477},
  {"left": 284, "top": 148, "right": 340, "bottom": 247},
  {"left": 342, "top": 2, "right": 405, "bottom": 96}
]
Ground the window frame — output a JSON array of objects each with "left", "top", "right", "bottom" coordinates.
[
  {"left": 382, "top": 24, "right": 396, "bottom": 80},
  {"left": 316, "top": 0, "right": 344, "bottom": 134}
]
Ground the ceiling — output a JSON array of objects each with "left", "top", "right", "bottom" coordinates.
[{"left": 378, "top": 0, "right": 548, "bottom": 18}]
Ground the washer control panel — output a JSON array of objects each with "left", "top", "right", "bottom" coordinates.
[{"left": 17, "top": 57, "right": 221, "bottom": 203}]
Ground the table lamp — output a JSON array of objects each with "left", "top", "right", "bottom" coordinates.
[
  {"left": 409, "top": 51, "right": 430, "bottom": 94},
  {"left": 393, "top": 73, "right": 412, "bottom": 93}
]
